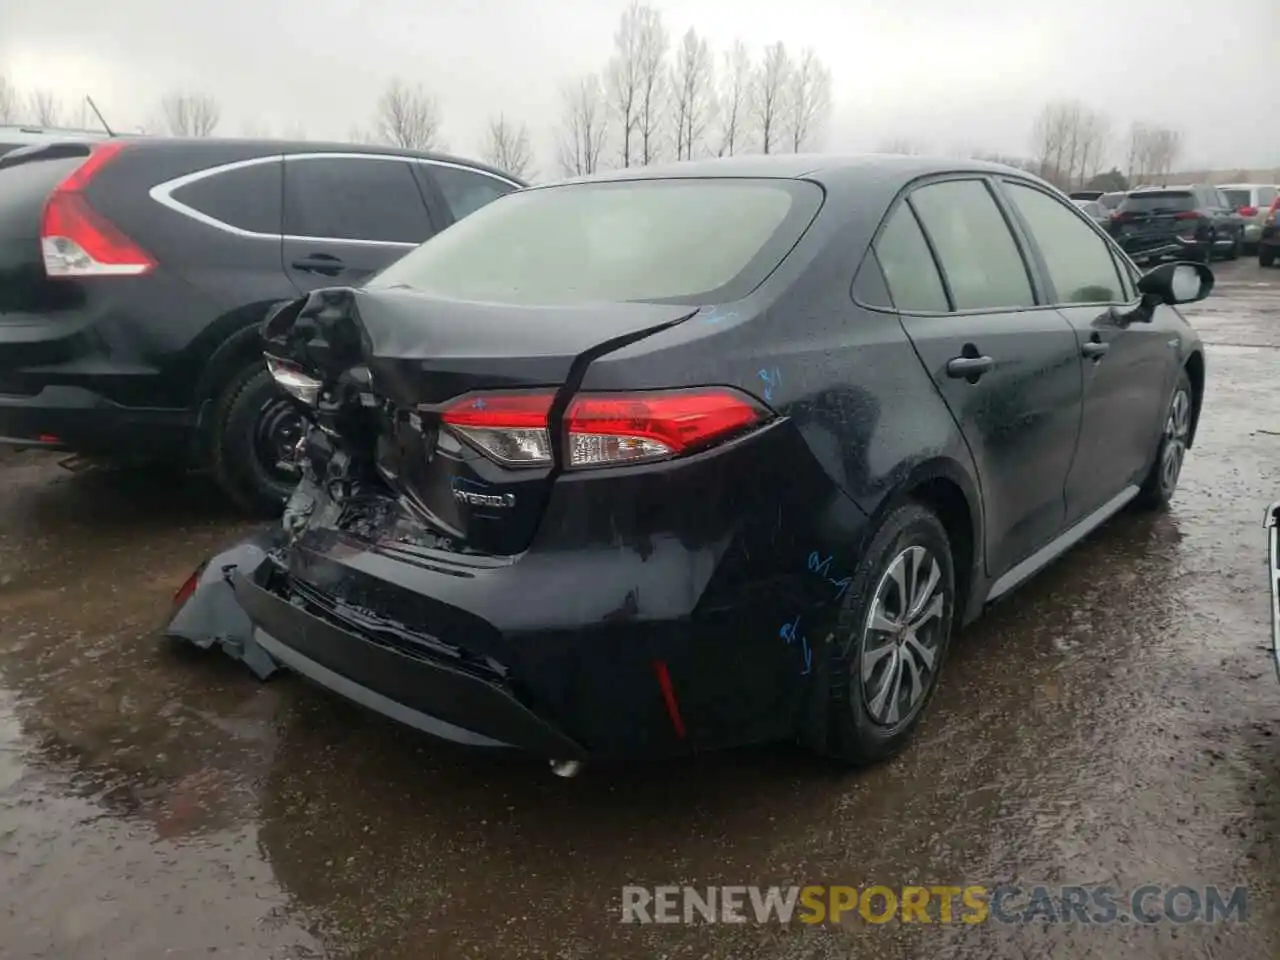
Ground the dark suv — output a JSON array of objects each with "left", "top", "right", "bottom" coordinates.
[
  {"left": 0, "top": 137, "right": 524, "bottom": 510},
  {"left": 1108, "top": 185, "right": 1245, "bottom": 264}
]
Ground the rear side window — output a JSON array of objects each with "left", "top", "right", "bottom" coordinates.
[
  {"left": 1259, "top": 186, "right": 1277, "bottom": 206},
  {"left": 1221, "top": 188, "right": 1251, "bottom": 209},
  {"left": 367, "top": 178, "right": 822, "bottom": 305},
  {"left": 872, "top": 203, "right": 949, "bottom": 312},
  {"left": 1005, "top": 183, "right": 1123, "bottom": 305},
  {"left": 169, "top": 161, "right": 281, "bottom": 235},
  {"left": 284, "top": 157, "right": 432, "bottom": 244},
  {"left": 909, "top": 180, "right": 1035, "bottom": 311},
  {"left": 1118, "top": 191, "right": 1195, "bottom": 213},
  {"left": 431, "top": 165, "right": 516, "bottom": 221}
]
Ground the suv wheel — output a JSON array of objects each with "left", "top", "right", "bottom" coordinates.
[
  {"left": 1134, "top": 369, "right": 1192, "bottom": 510},
  {"left": 210, "top": 361, "right": 305, "bottom": 515},
  {"left": 802, "top": 502, "right": 956, "bottom": 767}
]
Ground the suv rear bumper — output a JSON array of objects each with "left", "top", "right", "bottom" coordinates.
[{"left": 0, "top": 385, "right": 193, "bottom": 456}]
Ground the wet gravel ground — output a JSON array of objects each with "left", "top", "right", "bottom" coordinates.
[{"left": 2, "top": 260, "right": 1280, "bottom": 959}]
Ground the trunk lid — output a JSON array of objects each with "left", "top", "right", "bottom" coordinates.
[{"left": 265, "top": 286, "right": 696, "bottom": 555}]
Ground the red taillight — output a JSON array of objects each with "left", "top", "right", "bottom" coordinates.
[
  {"left": 173, "top": 564, "right": 205, "bottom": 608},
  {"left": 564, "top": 389, "right": 765, "bottom": 468},
  {"left": 440, "top": 387, "right": 767, "bottom": 469},
  {"left": 1173, "top": 211, "right": 1200, "bottom": 221},
  {"left": 1239, "top": 206, "right": 1259, "bottom": 217},
  {"left": 40, "top": 142, "right": 155, "bottom": 279}
]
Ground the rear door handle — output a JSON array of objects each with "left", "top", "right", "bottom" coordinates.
[
  {"left": 1082, "top": 341, "right": 1110, "bottom": 359},
  {"left": 291, "top": 254, "right": 346, "bottom": 276},
  {"left": 945, "top": 355, "right": 994, "bottom": 379}
]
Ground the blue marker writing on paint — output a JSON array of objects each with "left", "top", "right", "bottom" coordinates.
[
  {"left": 801, "top": 637, "right": 812, "bottom": 675},
  {"left": 703, "top": 308, "right": 739, "bottom": 325},
  {"left": 758, "top": 366, "right": 782, "bottom": 403},
  {"left": 806, "top": 551, "right": 852, "bottom": 600},
  {"left": 779, "top": 614, "right": 801, "bottom": 645},
  {"left": 473, "top": 397, "right": 487, "bottom": 410}
]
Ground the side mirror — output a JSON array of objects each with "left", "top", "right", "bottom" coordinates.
[{"left": 1137, "top": 260, "right": 1214, "bottom": 306}]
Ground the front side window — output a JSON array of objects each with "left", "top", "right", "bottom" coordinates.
[
  {"left": 431, "top": 166, "right": 517, "bottom": 221},
  {"left": 872, "top": 203, "right": 949, "bottom": 312},
  {"left": 368, "top": 178, "right": 823, "bottom": 305},
  {"left": 909, "top": 180, "right": 1035, "bottom": 311},
  {"left": 283, "top": 157, "right": 433, "bottom": 244},
  {"left": 1004, "top": 182, "right": 1124, "bottom": 305}
]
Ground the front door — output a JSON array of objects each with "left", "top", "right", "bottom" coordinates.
[
  {"left": 997, "top": 179, "right": 1175, "bottom": 523},
  {"left": 281, "top": 154, "right": 437, "bottom": 292},
  {"left": 879, "top": 178, "right": 1084, "bottom": 578}
]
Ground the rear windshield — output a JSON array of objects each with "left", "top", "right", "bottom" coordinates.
[
  {"left": 1220, "top": 188, "right": 1251, "bottom": 208},
  {"left": 1118, "top": 191, "right": 1195, "bottom": 213},
  {"left": 366, "top": 178, "right": 824, "bottom": 305}
]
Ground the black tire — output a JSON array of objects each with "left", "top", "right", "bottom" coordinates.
[
  {"left": 210, "top": 362, "right": 305, "bottom": 515},
  {"left": 1134, "top": 369, "right": 1193, "bottom": 511},
  {"left": 802, "top": 502, "right": 956, "bottom": 767},
  {"left": 1261, "top": 246, "right": 1277, "bottom": 268}
]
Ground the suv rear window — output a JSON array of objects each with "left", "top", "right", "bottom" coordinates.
[
  {"left": 1221, "top": 188, "right": 1251, "bottom": 208},
  {"left": 368, "top": 178, "right": 823, "bottom": 305},
  {"left": 170, "top": 161, "right": 281, "bottom": 235},
  {"left": 1118, "top": 191, "right": 1195, "bottom": 213}
]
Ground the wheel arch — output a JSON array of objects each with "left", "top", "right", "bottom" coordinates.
[
  {"left": 188, "top": 301, "right": 284, "bottom": 456},
  {"left": 1183, "top": 349, "right": 1205, "bottom": 449}
]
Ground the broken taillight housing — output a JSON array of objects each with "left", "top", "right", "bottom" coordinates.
[
  {"left": 441, "top": 388, "right": 767, "bottom": 469},
  {"left": 40, "top": 141, "right": 157, "bottom": 278},
  {"left": 266, "top": 355, "right": 322, "bottom": 406}
]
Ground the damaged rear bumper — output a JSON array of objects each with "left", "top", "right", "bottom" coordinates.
[{"left": 162, "top": 530, "right": 587, "bottom": 759}]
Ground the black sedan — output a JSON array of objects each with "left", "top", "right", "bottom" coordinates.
[{"left": 167, "top": 155, "right": 1211, "bottom": 771}]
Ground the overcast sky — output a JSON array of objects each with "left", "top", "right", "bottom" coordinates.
[{"left": 3, "top": 0, "right": 1277, "bottom": 177}]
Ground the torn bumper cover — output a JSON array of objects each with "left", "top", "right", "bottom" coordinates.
[
  {"left": 1266, "top": 503, "right": 1280, "bottom": 682},
  {"left": 162, "top": 527, "right": 588, "bottom": 759}
]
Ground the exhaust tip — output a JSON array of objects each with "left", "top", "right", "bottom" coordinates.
[{"left": 549, "top": 759, "right": 584, "bottom": 779}]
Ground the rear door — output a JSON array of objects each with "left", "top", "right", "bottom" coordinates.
[
  {"left": 882, "top": 177, "right": 1084, "bottom": 577},
  {"left": 1000, "top": 179, "right": 1173, "bottom": 523},
  {"left": 281, "top": 153, "right": 437, "bottom": 292}
]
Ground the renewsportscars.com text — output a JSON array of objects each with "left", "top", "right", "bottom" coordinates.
[{"left": 620, "top": 884, "right": 1249, "bottom": 925}]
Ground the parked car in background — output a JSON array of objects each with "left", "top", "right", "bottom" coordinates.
[
  {"left": 1071, "top": 197, "right": 1110, "bottom": 228},
  {"left": 1218, "top": 183, "right": 1278, "bottom": 252},
  {"left": 1068, "top": 190, "right": 1104, "bottom": 202},
  {"left": 0, "top": 125, "right": 107, "bottom": 157},
  {"left": 1108, "top": 185, "right": 1245, "bottom": 263},
  {"left": 0, "top": 137, "right": 525, "bottom": 511},
  {"left": 1098, "top": 191, "right": 1127, "bottom": 212},
  {"left": 167, "top": 155, "right": 1210, "bottom": 769},
  {"left": 1259, "top": 196, "right": 1280, "bottom": 267}
]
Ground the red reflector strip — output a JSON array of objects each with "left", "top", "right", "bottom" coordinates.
[
  {"left": 652, "top": 659, "right": 686, "bottom": 739},
  {"left": 173, "top": 562, "right": 207, "bottom": 608}
]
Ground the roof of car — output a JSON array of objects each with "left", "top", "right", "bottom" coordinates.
[
  {"left": 99, "top": 136, "right": 528, "bottom": 186},
  {"left": 550, "top": 152, "right": 1048, "bottom": 191}
]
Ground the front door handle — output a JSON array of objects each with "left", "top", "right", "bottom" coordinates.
[
  {"left": 291, "top": 254, "right": 345, "bottom": 276},
  {"left": 945, "top": 355, "right": 994, "bottom": 379},
  {"left": 1082, "top": 340, "right": 1110, "bottom": 360}
]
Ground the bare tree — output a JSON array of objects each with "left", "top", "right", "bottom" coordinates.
[
  {"left": 632, "top": 4, "right": 669, "bottom": 165},
  {"left": 347, "top": 124, "right": 377, "bottom": 145},
  {"left": 240, "top": 119, "right": 272, "bottom": 138},
  {"left": 160, "top": 91, "right": 220, "bottom": 136},
  {"left": 670, "top": 28, "right": 714, "bottom": 161},
  {"left": 374, "top": 78, "right": 443, "bottom": 150},
  {"left": 28, "top": 89, "right": 62, "bottom": 127},
  {"left": 1031, "top": 100, "right": 1113, "bottom": 188},
  {"left": 752, "top": 42, "right": 791, "bottom": 155},
  {"left": 716, "top": 40, "right": 753, "bottom": 157},
  {"left": 784, "top": 48, "right": 831, "bottom": 152},
  {"left": 483, "top": 114, "right": 533, "bottom": 179},
  {"left": 606, "top": 1, "right": 649, "bottom": 167},
  {"left": 557, "top": 74, "right": 609, "bottom": 177},
  {"left": 1124, "top": 122, "right": 1182, "bottom": 184},
  {"left": 0, "top": 75, "right": 17, "bottom": 123}
]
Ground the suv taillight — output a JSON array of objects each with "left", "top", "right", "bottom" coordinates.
[
  {"left": 441, "top": 388, "right": 768, "bottom": 469},
  {"left": 1238, "top": 206, "right": 1259, "bottom": 217},
  {"left": 40, "top": 142, "right": 156, "bottom": 278}
]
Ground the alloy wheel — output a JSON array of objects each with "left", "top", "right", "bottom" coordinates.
[
  {"left": 1160, "top": 387, "right": 1191, "bottom": 493},
  {"left": 860, "top": 544, "right": 949, "bottom": 726}
]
